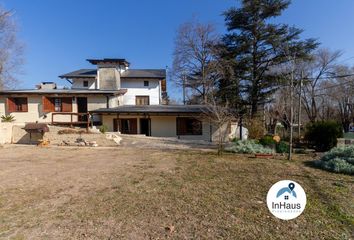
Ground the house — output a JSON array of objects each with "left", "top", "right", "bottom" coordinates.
[{"left": 0, "top": 58, "right": 226, "bottom": 142}]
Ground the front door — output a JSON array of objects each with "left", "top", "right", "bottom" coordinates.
[
  {"left": 113, "top": 118, "right": 137, "bottom": 134},
  {"left": 77, "top": 97, "right": 88, "bottom": 121},
  {"left": 140, "top": 118, "right": 151, "bottom": 136}
]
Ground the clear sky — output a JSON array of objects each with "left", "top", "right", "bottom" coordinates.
[{"left": 3, "top": 0, "right": 354, "bottom": 102}]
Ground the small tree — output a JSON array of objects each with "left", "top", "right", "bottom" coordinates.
[{"left": 202, "top": 99, "right": 236, "bottom": 155}]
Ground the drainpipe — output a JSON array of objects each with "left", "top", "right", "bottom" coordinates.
[{"left": 106, "top": 96, "right": 109, "bottom": 108}]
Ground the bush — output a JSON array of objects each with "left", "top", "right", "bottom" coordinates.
[
  {"left": 244, "top": 117, "right": 265, "bottom": 139},
  {"left": 259, "top": 135, "right": 276, "bottom": 147},
  {"left": 1, "top": 114, "right": 15, "bottom": 122},
  {"left": 276, "top": 141, "right": 289, "bottom": 153},
  {"left": 99, "top": 125, "right": 108, "bottom": 133},
  {"left": 305, "top": 121, "right": 343, "bottom": 152},
  {"left": 314, "top": 146, "right": 354, "bottom": 175},
  {"left": 225, "top": 140, "right": 273, "bottom": 154}
]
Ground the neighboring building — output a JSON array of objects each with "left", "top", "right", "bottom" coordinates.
[{"left": 0, "top": 58, "right": 225, "bottom": 141}]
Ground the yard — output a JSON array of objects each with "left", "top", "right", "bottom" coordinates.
[{"left": 0, "top": 145, "right": 353, "bottom": 239}]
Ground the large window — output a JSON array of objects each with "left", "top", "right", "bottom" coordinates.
[
  {"left": 135, "top": 96, "right": 150, "bottom": 105},
  {"left": 43, "top": 97, "right": 72, "bottom": 112},
  {"left": 7, "top": 97, "right": 28, "bottom": 112},
  {"left": 176, "top": 117, "right": 202, "bottom": 135}
]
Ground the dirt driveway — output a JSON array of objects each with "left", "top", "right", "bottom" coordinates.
[{"left": 0, "top": 145, "right": 353, "bottom": 239}]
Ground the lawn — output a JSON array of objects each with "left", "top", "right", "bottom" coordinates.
[{"left": 0, "top": 145, "right": 353, "bottom": 239}]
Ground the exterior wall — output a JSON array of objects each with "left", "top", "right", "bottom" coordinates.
[
  {"left": 98, "top": 67, "right": 120, "bottom": 90},
  {"left": 121, "top": 78, "right": 160, "bottom": 105},
  {"left": 101, "top": 114, "right": 219, "bottom": 141},
  {"left": 72, "top": 78, "right": 97, "bottom": 89},
  {"left": 0, "top": 122, "right": 14, "bottom": 144},
  {"left": 0, "top": 95, "right": 109, "bottom": 124}
]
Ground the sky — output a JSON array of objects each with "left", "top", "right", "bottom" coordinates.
[{"left": 3, "top": 0, "right": 354, "bottom": 102}]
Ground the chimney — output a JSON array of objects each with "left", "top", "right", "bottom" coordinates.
[
  {"left": 39, "top": 82, "right": 57, "bottom": 90},
  {"left": 87, "top": 58, "right": 130, "bottom": 90}
]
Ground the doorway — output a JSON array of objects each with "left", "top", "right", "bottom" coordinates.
[
  {"left": 113, "top": 118, "right": 137, "bottom": 134},
  {"left": 140, "top": 118, "right": 151, "bottom": 136},
  {"left": 77, "top": 97, "right": 88, "bottom": 121}
]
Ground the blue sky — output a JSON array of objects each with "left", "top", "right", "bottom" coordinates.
[{"left": 3, "top": 0, "right": 354, "bottom": 101}]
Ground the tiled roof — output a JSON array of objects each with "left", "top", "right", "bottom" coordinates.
[
  {"left": 59, "top": 69, "right": 97, "bottom": 78},
  {"left": 90, "top": 105, "right": 209, "bottom": 114},
  {"left": 0, "top": 89, "right": 127, "bottom": 95},
  {"left": 59, "top": 69, "right": 166, "bottom": 79}
]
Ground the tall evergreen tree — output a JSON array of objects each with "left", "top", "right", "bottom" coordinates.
[{"left": 220, "top": 0, "right": 318, "bottom": 117}]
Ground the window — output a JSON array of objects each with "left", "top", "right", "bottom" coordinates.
[
  {"left": 135, "top": 96, "right": 150, "bottom": 105},
  {"left": 176, "top": 117, "right": 202, "bottom": 135},
  {"left": 42, "top": 97, "right": 72, "bottom": 112},
  {"left": 83, "top": 80, "right": 89, "bottom": 87},
  {"left": 144, "top": 81, "right": 149, "bottom": 87},
  {"left": 54, "top": 98, "right": 62, "bottom": 112},
  {"left": 7, "top": 97, "right": 28, "bottom": 112}
]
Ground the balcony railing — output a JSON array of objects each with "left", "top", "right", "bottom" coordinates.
[{"left": 51, "top": 112, "right": 90, "bottom": 129}]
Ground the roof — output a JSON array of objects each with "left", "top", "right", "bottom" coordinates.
[
  {"left": 0, "top": 89, "right": 127, "bottom": 96},
  {"left": 121, "top": 69, "right": 166, "bottom": 79},
  {"left": 87, "top": 58, "right": 130, "bottom": 66},
  {"left": 59, "top": 69, "right": 97, "bottom": 79},
  {"left": 90, "top": 105, "right": 209, "bottom": 115},
  {"left": 59, "top": 69, "right": 166, "bottom": 79}
]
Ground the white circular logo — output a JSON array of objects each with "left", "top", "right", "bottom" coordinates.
[{"left": 266, "top": 180, "right": 306, "bottom": 220}]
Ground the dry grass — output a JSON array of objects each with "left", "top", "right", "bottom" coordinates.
[{"left": 0, "top": 146, "right": 353, "bottom": 239}]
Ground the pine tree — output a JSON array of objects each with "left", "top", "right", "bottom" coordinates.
[{"left": 220, "top": 0, "right": 318, "bottom": 117}]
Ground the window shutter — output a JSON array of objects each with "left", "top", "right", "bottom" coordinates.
[
  {"left": 6, "top": 98, "right": 16, "bottom": 112},
  {"left": 21, "top": 98, "right": 28, "bottom": 112},
  {"left": 130, "top": 119, "right": 137, "bottom": 134},
  {"left": 176, "top": 117, "right": 186, "bottom": 135},
  {"left": 161, "top": 79, "right": 166, "bottom": 92},
  {"left": 42, "top": 96, "right": 54, "bottom": 112},
  {"left": 61, "top": 97, "right": 72, "bottom": 112}
]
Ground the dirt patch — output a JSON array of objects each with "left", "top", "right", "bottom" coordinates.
[{"left": 0, "top": 146, "right": 353, "bottom": 239}]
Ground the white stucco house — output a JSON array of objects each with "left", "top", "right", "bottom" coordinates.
[{"left": 0, "top": 58, "right": 226, "bottom": 142}]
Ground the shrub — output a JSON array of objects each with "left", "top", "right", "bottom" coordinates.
[
  {"left": 276, "top": 141, "right": 289, "bottom": 153},
  {"left": 1, "top": 115, "right": 15, "bottom": 122},
  {"left": 259, "top": 135, "right": 276, "bottom": 147},
  {"left": 305, "top": 121, "right": 343, "bottom": 152},
  {"left": 314, "top": 146, "right": 354, "bottom": 175},
  {"left": 225, "top": 140, "right": 273, "bottom": 154},
  {"left": 244, "top": 117, "right": 265, "bottom": 139},
  {"left": 99, "top": 125, "right": 108, "bottom": 133}
]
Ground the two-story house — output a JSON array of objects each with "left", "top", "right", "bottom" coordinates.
[{"left": 0, "top": 58, "right": 222, "bottom": 141}]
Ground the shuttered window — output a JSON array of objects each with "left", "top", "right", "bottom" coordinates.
[
  {"left": 42, "top": 97, "right": 72, "bottom": 112},
  {"left": 176, "top": 117, "right": 202, "bottom": 135},
  {"left": 7, "top": 97, "right": 28, "bottom": 112},
  {"left": 135, "top": 96, "right": 150, "bottom": 105},
  {"left": 161, "top": 79, "right": 166, "bottom": 92}
]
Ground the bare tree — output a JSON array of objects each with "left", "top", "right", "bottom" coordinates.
[
  {"left": 324, "top": 65, "right": 354, "bottom": 132},
  {"left": 0, "top": 6, "right": 23, "bottom": 89},
  {"left": 202, "top": 97, "right": 236, "bottom": 155},
  {"left": 301, "top": 49, "right": 341, "bottom": 122},
  {"left": 172, "top": 19, "right": 219, "bottom": 104}
]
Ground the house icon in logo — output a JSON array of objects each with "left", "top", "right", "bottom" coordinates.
[{"left": 276, "top": 182, "right": 297, "bottom": 200}]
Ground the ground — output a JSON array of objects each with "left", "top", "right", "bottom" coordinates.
[{"left": 0, "top": 145, "right": 353, "bottom": 239}]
